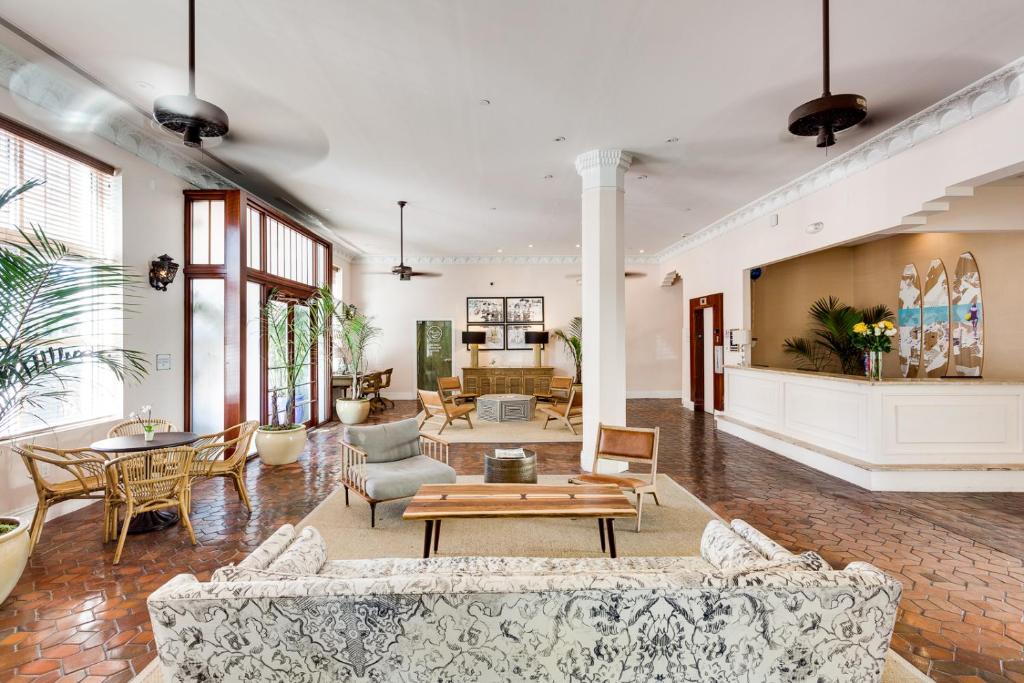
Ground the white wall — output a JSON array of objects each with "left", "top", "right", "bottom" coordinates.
[
  {"left": 0, "top": 91, "right": 190, "bottom": 519},
  {"left": 348, "top": 262, "right": 684, "bottom": 399},
  {"left": 664, "top": 95, "right": 1024, "bottom": 404}
]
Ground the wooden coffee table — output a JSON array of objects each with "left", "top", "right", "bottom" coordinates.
[{"left": 403, "top": 483, "right": 637, "bottom": 558}]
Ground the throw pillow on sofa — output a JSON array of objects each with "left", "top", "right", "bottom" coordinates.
[
  {"left": 267, "top": 526, "right": 328, "bottom": 575},
  {"left": 700, "top": 520, "right": 766, "bottom": 570},
  {"left": 729, "top": 519, "right": 793, "bottom": 561}
]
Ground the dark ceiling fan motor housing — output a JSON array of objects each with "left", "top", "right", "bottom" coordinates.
[
  {"left": 154, "top": 94, "right": 229, "bottom": 148},
  {"left": 788, "top": 0, "right": 867, "bottom": 148}
]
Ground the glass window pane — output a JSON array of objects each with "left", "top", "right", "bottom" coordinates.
[
  {"left": 191, "top": 200, "right": 210, "bottom": 264},
  {"left": 247, "top": 207, "right": 261, "bottom": 269},
  {"left": 246, "top": 282, "right": 262, "bottom": 427},
  {"left": 191, "top": 279, "right": 224, "bottom": 434},
  {"left": 209, "top": 199, "right": 225, "bottom": 264}
]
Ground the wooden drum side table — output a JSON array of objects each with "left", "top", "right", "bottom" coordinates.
[{"left": 484, "top": 450, "right": 537, "bottom": 483}]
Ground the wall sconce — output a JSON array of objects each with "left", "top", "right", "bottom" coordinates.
[{"left": 149, "top": 254, "right": 179, "bottom": 291}]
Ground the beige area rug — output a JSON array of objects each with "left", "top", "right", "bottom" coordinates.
[
  {"left": 133, "top": 474, "right": 928, "bottom": 682},
  {"left": 415, "top": 408, "right": 582, "bottom": 443}
]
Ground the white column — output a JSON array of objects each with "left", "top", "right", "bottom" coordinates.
[{"left": 575, "top": 149, "right": 631, "bottom": 472}]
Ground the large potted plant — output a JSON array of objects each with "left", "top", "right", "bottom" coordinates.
[
  {"left": 553, "top": 316, "right": 583, "bottom": 385},
  {"left": 255, "top": 291, "right": 326, "bottom": 465},
  {"left": 311, "top": 285, "right": 381, "bottom": 425},
  {"left": 0, "top": 180, "right": 146, "bottom": 603},
  {"left": 783, "top": 297, "right": 894, "bottom": 374}
]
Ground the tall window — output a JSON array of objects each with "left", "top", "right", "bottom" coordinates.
[{"left": 0, "top": 123, "right": 120, "bottom": 435}]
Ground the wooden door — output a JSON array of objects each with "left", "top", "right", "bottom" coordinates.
[{"left": 689, "top": 293, "right": 725, "bottom": 412}]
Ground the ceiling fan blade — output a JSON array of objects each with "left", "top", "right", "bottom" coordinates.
[
  {"left": 566, "top": 272, "right": 646, "bottom": 279},
  {"left": 409, "top": 271, "right": 442, "bottom": 278}
]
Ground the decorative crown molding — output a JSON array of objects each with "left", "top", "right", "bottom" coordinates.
[
  {"left": 353, "top": 253, "right": 658, "bottom": 266},
  {"left": 575, "top": 149, "right": 633, "bottom": 190},
  {"left": 654, "top": 55, "right": 1024, "bottom": 262}
]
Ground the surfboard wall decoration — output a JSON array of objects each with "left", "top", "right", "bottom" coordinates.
[
  {"left": 922, "top": 258, "right": 950, "bottom": 378},
  {"left": 951, "top": 251, "right": 983, "bottom": 376},
  {"left": 897, "top": 264, "right": 923, "bottom": 378}
]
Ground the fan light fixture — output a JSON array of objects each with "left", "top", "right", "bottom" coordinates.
[
  {"left": 153, "top": 0, "right": 229, "bottom": 148},
  {"left": 788, "top": 0, "right": 866, "bottom": 148}
]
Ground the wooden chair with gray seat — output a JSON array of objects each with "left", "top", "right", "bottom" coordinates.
[
  {"left": 340, "top": 417, "right": 456, "bottom": 526},
  {"left": 538, "top": 385, "right": 583, "bottom": 434},
  {"left": 417, "top": 389, "right": 474, "bottom": 435},
  {"left": 534, "top": 375, "right": 573, "bottom": 405},
  {"left": 437, "top": 376, "right": 478, "bottom": 406},
  {"left": 569, "top": 423, "right": 660, "bottom": 531}
]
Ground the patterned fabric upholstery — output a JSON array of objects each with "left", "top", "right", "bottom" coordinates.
[
  {"left": 148, "top": 522, "right": 902, "bottom": 682},
  {"left": 234, "top": 524, "right": 295, "bottom": 571},
  {"left": 700, "top": 519, "right": 766, "bottom": 570},
  {"left": 731, "top": 518, "right": 796, "bottom": 561},
  {"left": 267, "top": 527, "right": 327, "bottom": 575}
]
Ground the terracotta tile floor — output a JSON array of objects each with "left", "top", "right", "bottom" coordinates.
[{"left": 1, "top": 399, "right": 1023, "bottom": 681}]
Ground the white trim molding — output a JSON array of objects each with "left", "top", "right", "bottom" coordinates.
[
  {"left": 352, "top": 254, "right": 659, "bottom": 266},
  {"left": 654, "top": 55, "right": 1024, "bottom": 262}
]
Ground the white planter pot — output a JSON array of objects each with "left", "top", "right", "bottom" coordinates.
[
  {"left": 255, "top": 425, "right": 307, "bottom": 466},
  {"left": 336, "top": 399, "right": 371, "bottom": 425},
  {"left": 0, "top": 518, "right": 30, "bottom": 606}
]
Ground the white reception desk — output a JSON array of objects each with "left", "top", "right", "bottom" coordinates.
[{"left": 717, "top": 365, "right": 1024, "bottom": 492}]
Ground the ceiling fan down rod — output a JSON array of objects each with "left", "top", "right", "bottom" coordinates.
[
  {"left": 188, "top": 0, "right": 196, "bottom": 96},
  {"left": 821, "top": 0, "right": 830, "bottom": 96}
]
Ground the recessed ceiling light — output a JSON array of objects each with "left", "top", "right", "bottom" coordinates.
[
  {"left": 639, "top": 249, "right": 646, "bottom": 254},
  {"left": 497, "top": 248, "right": 503, "bottom": 253},
  {"left": 637, "top": 175, "right": 648, "bottom": 180},
  {"left": 553, "top": 136, "right": 566, "bottom": 143},
  {"left": 136, "top": 80, "right": 153, "bottom": 90},
  {"left": 575, "top": 244, "right": 580, "bottom": 248},
  {"left": 528, "top": 244, "right": 534, "bottom": 248},
  {"left": 666, "top": 137, "right": 679, "bottom": 143},
  {"left": 543, "top": 174, "right": 554, "bottom": 180},
  {"left": 490, "top": 207, "right": 497, "bottom": 211},
  {"left": 685, "top": 207, "right": 692, "bottom": 212},
  {"left": 479, "top": 98, "right": 491, "bottom": 106}
]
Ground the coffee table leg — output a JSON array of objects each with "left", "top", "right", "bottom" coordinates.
[
  {"left": 433, "top": 520, "right": 441, "bottom": 553},
  {"left": 422, "top": 520, "right": 434, "bottom": 558},
  {"left": 606, "top": 519, "right": 617, "bottom": 559},
  {"left": 598, "top": 519, "right": 606, "bottom": 553}
]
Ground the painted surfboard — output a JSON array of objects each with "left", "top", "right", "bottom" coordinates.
[
  {"left": 921, "top": 258, "right": 950, "bottom": 378},
  {"left": 897, "top": 263, "right": 922, "bottom": 378},
  {"left": 951, "top": 251, "right": 983, "bottom": 376}
]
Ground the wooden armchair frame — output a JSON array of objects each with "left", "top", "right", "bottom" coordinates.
[
  {"left": 538, "top": 385, "right": 583, "bottom": 434},
  {"left": 188, "top": 421, "right": 258, "bottom": 513},
  {"left": 437, "top": 376, "right": 478, "bottom": 405},
  {"left": 417, "top": 389, "right": 474, "bottom": 434},
  {"left": 570, "top": 423, "right": 660, "bottom": 531},
  {"left": 15, "top": 445, "right": 111, "bottom": 553},
  {"left": 105, "top": 447, "right": 196, "bottom": 564},
  {"left": 535, "top": 375, "right": 573, "bottom": 404},
  {"left": 340, "top": 432, "right": 449, "bottom": 526}
]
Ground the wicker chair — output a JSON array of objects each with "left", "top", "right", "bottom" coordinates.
[
  {"left": 105, "top": 447, "right": 196, "bottom": 564},
  {"left": 106, "top": 418, "right": 177, "bottom": 438},
  {"left": 15, "top": 445, "right": 111, "bottom": 553},
  {"left": 188, "top": 421, "right": 258, "bottom": 513}
]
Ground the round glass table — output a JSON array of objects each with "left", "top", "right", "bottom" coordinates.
[{"left": 91, "top": 431, "right": 198, "bottom": 533}]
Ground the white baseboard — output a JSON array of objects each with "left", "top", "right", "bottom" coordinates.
[
  {"left": 625, "top": 390, "right": 683, "bottom": 399},
  {"left": 4, "top": 498, "right": 96, "bottom": 525},
  {"left": 682, "top": 399, "right": 695, "bottom": 411}
]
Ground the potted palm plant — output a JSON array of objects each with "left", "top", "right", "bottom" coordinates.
[
  {"left": 0, "top": 180, "right": 146, "bottom": 603},
  {"left": 255, "top": 291, "right": 326, "bottom": 465},
  {"left": 553, "top": 316, "right": 583, "bottom": 386},
  {"left": 311, "top": 285, "right": 381, "bottom": 425}
]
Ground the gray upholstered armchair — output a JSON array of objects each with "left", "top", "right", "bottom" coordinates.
[{"left": 340, "top": 418, "right": 456, "bottom": 526}]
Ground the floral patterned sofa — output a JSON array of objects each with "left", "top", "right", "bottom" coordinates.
[{"left": 147, "top": 520, "right": 901, "bottom": 682}]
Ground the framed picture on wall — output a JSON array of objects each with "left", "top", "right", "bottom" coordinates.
[
  {"left": 506, "top": 296, "right": 544, "bottom": 323},
  {"left": 506, "top": 323, "right": 544, "bottom": 350},
  {"left": 467, "top": 297, "right": 505, "bottom": 323},
  {"left": 467, "top": 323, "right": 505, "bottom": 350}
]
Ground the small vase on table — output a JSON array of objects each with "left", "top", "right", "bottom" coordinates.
[{"left": 143, "top": 424, "right": 155, "bottom": 442}]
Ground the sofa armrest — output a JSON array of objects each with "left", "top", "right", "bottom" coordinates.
[
  {"left": 419, "top": 432, "right": 449, "bottom": 464},
  {"left": 340, "top": 441, "right": 369, "bottom": 497}
]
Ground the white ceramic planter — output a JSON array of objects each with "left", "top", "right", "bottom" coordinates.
[
  {"left": 336, "top": 399, "right": 371, "bottom": 425},
  {"left": 0, "top": 518, "right": 30, "bottom": 606},
  {"left": 255, "top": 425, "right": 307, "bottom": 466}
]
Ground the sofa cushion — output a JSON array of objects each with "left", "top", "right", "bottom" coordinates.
[
  {"left": 267, "top": 527, "right": 327, "bottom": 575},
  {"left": 730, "top": 519, "right": 793, "bottom": 561},
  {"left": 362, "top": 455, "right": 456, "bottom": 500},
  {"left": 236, "top": 524, "right": 295, "bottom": 570},
  {"left": 344, "top": 418, "right": 421, "bottom": 463},
  {"left": 700, "top": 519, "right": 766, "bottom": 570}
]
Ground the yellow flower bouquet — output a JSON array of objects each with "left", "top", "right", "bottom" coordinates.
[{"left": 851, "top": 320, "right": 897, "bottom": 354}]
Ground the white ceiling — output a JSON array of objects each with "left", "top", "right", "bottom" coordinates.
[{"left": 1, "top": 0, "right": 1023, "bottom": 258}]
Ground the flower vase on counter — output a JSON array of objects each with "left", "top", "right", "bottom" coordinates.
[{"left": 852, "top": 321, "right": 896, "bottom": 382}]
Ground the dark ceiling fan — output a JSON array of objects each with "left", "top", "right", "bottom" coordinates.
[
  {"left": 153, "top": 0, "right": 229, "bottom": 148},
  {"left": 369, "top": 201, "right": 441, "bottom": 280},
  {"left": 788, "top": 0, "right": 867, "bottom": 148}
]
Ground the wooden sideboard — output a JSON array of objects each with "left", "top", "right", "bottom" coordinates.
[{"left": 462, "top": 367, "right": 553, "bottom": 396}]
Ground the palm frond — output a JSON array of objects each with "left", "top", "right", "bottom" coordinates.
[
  {"left": 783, "top": 336, "right": 832, "bottom": 371},
  {"left": 553, "top": 316, "right": 583, "bottom": 383},
  {"left": 858, "top": 304, "right": 895, "bottom": 325}
]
